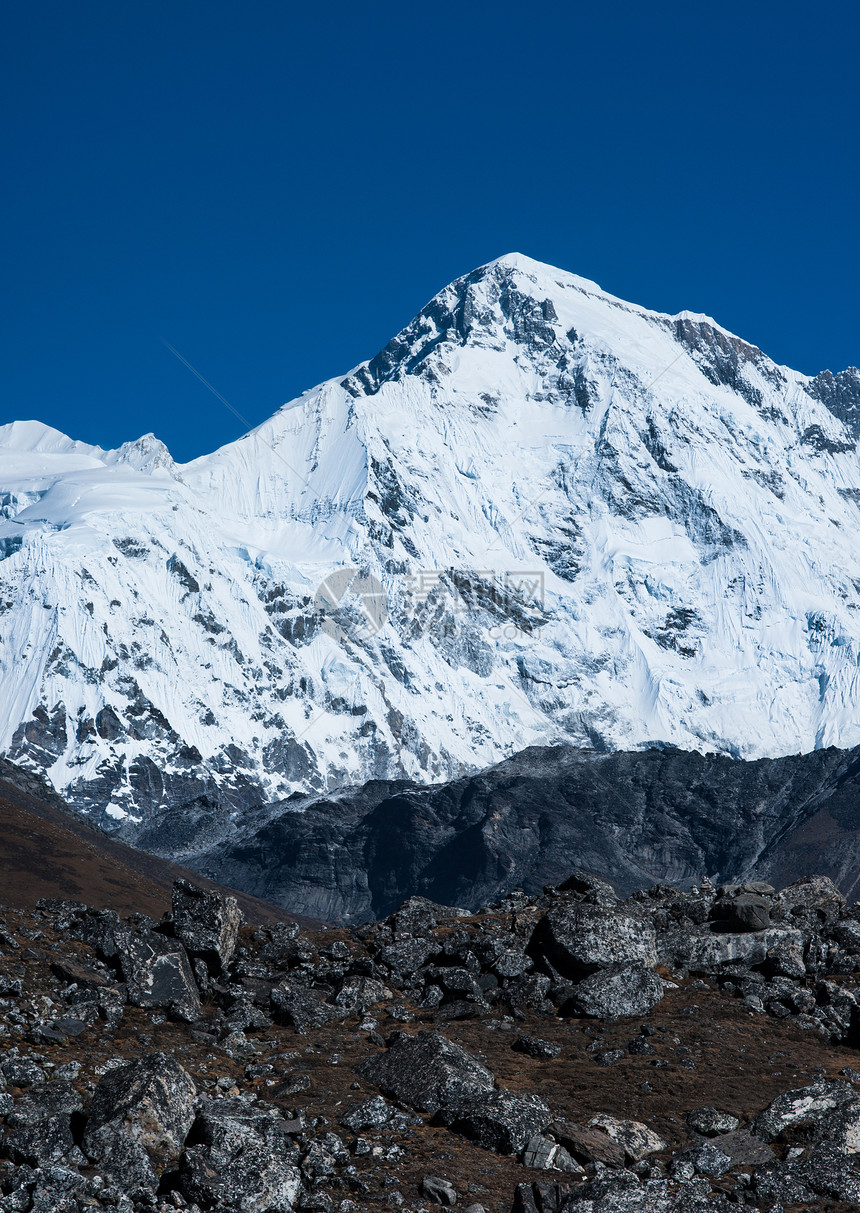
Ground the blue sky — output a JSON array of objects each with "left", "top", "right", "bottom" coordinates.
[{"left": 3, "top": 1, "right": 858, "bottom": 462}]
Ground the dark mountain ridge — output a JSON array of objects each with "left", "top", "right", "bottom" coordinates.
[{"left": 171, "top": 742, "right": 860, "bottom": 923}]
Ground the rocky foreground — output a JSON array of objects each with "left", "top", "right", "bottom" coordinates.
[{"left": 2, "top": 875, "right": 860, "bottom": 1211}]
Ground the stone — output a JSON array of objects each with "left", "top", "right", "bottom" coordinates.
[
  {"left": 356, "top": 1030, "right": 494, "bottom": 1114},
  {"left": 520, "top": 1133, "right": 584, "bottom": 1174},
  {"left": 773, "top": 875, "right": 845, "bottom": 919},
  {"left": 377, "top": 936, "right": 435, "bottom": 976},
  {"left": 546, "top": 1121, "right": 627, "bottom": 1168},
  {"left": 340, "top": 1095, "right": 394, "bottom": 1131},
  {"left": 719, "top": 893, "right": 771, "bottom": 932},
  {"left": 660, "top": 926, "right": 804, "bottom": 972},
  {"left": 565, "top": 964, "right": 664, "bottom": 1018},
  {"left": 588, "top": 1115, "right": 667, "bottom": 1161},
  {"left": 439, "top": 1088, "right": 552, "bottom": 1154},
  {"left": 82, "top": 1052, "right": 197, "bottom": 1191},
  {"left": 752, "top": 1076, "right": 860, "bottom": 1156},
  {"left": 115, "top": 929, "right": 201, "bottom": 1021},
  {"left": 762, "top": 940, "right": 806, "bottom": 979},
  {"left": 0, "top": 1081, "right": 83, "bottom": 1166},
  {"left": 555, "top": 871, "right": 619, "bottom": 906},
  {"left": 179, "top": 1096, "right": 302, "bottom": 1213},
  {"left": 271, "top": 982, "right": 339, "bottom": 1032},
  {"left": 673, "top": 1142, "right": 731, "bottom": 1177},
  {"left": 685, "top": 1106, "right": 739, "bottom": 1136},
  {"left": 532, "top": 905, "right": 657, "bottom": 977},
  {"left": 419, "top": 1176, "right": 457, "bottom": 1206},
  {"left": 171, "top": 879, "right": 244, "bottom": 971},
  {"left": 512, "top": 1036, "right": 561, "bottom": 1060},
  {"left": 332, "top": 976, "right": 392, "bottom": 1013}
]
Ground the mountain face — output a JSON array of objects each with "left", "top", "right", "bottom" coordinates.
[
  {"left": 1, "top": 253, "right": 860, "bottom": 839},
  {"left": 164, "top": 741, "right": 860, "bottom": 923}
]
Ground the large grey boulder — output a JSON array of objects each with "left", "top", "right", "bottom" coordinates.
[
  {"left": 356, "top": 1030, "right": 494, "bottom": 1114},
  {"left": 82, "top": 1053, "right": 197, "bottom": 1190},
  {"left": 179, "top": 1096, "right": 302, "bottom": 1212},
  {"left": 532, "top": 904, "right": 657, "bottom": 978},
  {"left": 438, "top": 1088, "right": 552, "bottom": 1154},
  {"left": 773, "top": 875, "right": 845, "bottom": 919},
  {"left": 753, "top": 1078, "right": 860, "bottom": 1151},
  {"left": 659, "top": 925, "right": 803, "bottom": 972},
  {"left": 172, "top": 879, "right": 244, "bottom": 972},
  {"left": 565, "top": 963, "right": 664, "bottom": 1018},
  {"left": 115, "top": 930, "right": 201, "bottom": 1022}
]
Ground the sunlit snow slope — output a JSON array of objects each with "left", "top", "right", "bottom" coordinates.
[{"left": 2, "top": 254, "right": 860, "bottom": 840}]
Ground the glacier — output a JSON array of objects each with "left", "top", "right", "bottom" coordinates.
[{"left": 1, "top": 252, "right": 859, "bottom": 842}]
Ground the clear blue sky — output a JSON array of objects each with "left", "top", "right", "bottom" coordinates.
[{"left": 3, "top": 2, "right": 858, "bottom": 462}]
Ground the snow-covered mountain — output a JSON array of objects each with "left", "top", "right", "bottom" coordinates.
[{"left": 2, "top": 253, "right": 860, "bottom": 841}]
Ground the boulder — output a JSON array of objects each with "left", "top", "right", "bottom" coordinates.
[
  {"left": 438, "top": 1087, "right": 552, "bottom": 1154},
  {"left": 685, "top": 1106, "right": 739, "bottom": 1136},
  {"left": 115, "top": 930, "right": 200, "bottom": 1021},
  {"left": 340, "top": 1094, "right": 395, "bottom": 1132},
  {"left": 659, "top": 926, "right": 804, "bottom": 972},
  {"left": 171, "top": 879, "right": 244, "bottom": 971},
  {"left": 753, "top": 1078, "right": 860, "bottom": 1150},
  {"left": 356, "top": 1030, "right": 494, "bottom": 1114},
  {"left": 271, "top": 982, "right": 339, "bottom": 1032},
  {"left": 513, "top": 1036, "right": 561, "bottom": 1060},
  {"left": 565, "top": 963, "right": 664, "bottom": 1018},
  {"left": 420, "top": 1176, "right": 458, "bottom": 1207},
  {"left": 532, "top": 905, "right": 657, "bottom": 977},
  {"left": 377, "top": 936, "right": 436, "bottom": 976},
  {"left": 546, "top": 1121, "right": 627, "bottom": 1168},
  {"left": 753, "top": 1143, "right": 860, "bottom": 1204},
  {"left": 331, "top": 976, "right": 392, "bottom": 1013},
  {"left": 520, "top": 1133, "right": 583, "bottom": 1173},
  {"left": 713, "top": 893, "right": 771, "bottom": 932},
  {"left": 588, "top": 1115, "right": 667, "bottom": 1161},
  {"left": 82, "top": 1052, "right": 197, "bottom": 1190},
  {"left": 0, "top": 1081, "right": 83, "bottom": 1166},
  {"left": 179, "top": 1096, "right": 302, "bottom": 1213},
  {"left": 773, "top": 875, "right": 845, "bottom": 919}
]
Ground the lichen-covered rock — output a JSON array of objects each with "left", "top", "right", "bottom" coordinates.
[
  {"left": 179, "top": 1096, "right": 302, "bottom": 1213},
  {"left": 588, "top": 1115, "right": 667, "bottom": 1161},
  {"left": 171, "top": 879, "right": 244, "bottom": 971},
  {"left": 82, "top": 1052, "right": 197, "bottom": 1190},
  {"left": 753, "top": 1077, "right": 860, "bottom": 1153},
  {"left": 565, "top": 963, "right": 664, "bottom": 1018},
  {"left": 532, "top": 905, "right": 657, "bottom": 977},
  {"left": 773, "top": 875, "right": 845, "bottom": 920},
  {"left": 270, "top": 981, "right": 339, "bottom": 1032},
  {"left": 356, "top": 1030, "right": 494, "bottom": 1114},
  {"left": 685, "top": 1106, "right": 739, "bottom": 1136},
  {"left": 115, "top": 929, "right": 200, "bottom": 1021},
  {"left": 660, "top": 926, "right": 804, "bottom": 973},
  {"left": 0, "top": 1081, "right": 83, "bottom": 1166},
  {"left": 438, "top": 1088, "right": 552, "bottom": 1154}
]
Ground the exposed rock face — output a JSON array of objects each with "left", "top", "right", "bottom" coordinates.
[
  {"left": 185, "top": 741, "right": 860, "bottom": 923},
  {"left": 81, "top": 1053, "right": 197, "bottom": 1189}
]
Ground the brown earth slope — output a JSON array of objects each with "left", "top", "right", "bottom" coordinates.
[{"left": 0, "top": 766, "right": 300, "bottom": 925}]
